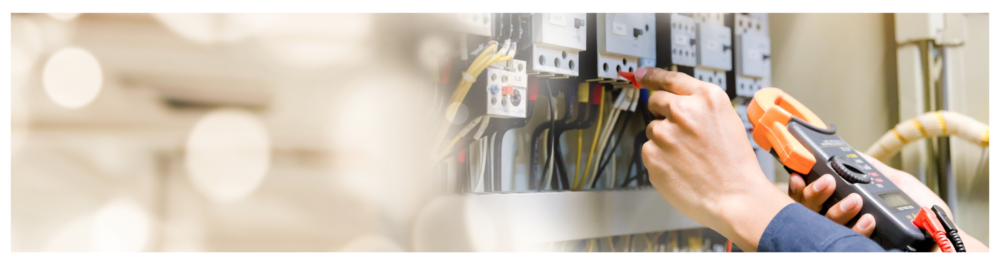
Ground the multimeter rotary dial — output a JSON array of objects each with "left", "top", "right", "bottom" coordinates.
[{"left": 829, "top": 156, "right": 871, "bottom": 184}]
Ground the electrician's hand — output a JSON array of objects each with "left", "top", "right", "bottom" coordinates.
[
  {"left": 635, "top": 67, "right": 793, "bottom": 252},
  {"left": 788, "top": 173, "right": 876, "bottom": 237},
  {"left": 857, "top": 153, "right": 989, "bottom": 252}
]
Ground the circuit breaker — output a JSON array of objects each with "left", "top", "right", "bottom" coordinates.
[
  {"left": 484, "top": 60, "right": 528, "bottom": 118},
  {"left": 696, "top": 22, "right": 732, "bottom": 71},
  {"left": 693, "top": 68, "right": 726, "bottom": 90},
  {"left": 668, "top": 14, "right": 697, "bottom": 67},
  {"left": 679, "top": 13, "right": 731, "bottom": 93},
  {"left": 453, "top": 13, "right": 493, "bottom": 37},
  {"left": 526, "top": 13, "right": 587, "bottom": 77},
  {"left": 584, "top": 13, "right": 656, "bottom": 85},
  {"left": 733, "top": 14, "right": 771, "bottom": 98}
]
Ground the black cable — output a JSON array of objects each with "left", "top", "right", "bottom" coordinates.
[
  {"left": 492, "top": 100, "right": 534, "bottom": 192},
  {"left": 932, "top": 205, "right": 966, "bottom": 252},
  {"left": 621, "top": 131, "right": 649, "bottom": 188},
  {"left": 590, "top": 111, "right": 633, "bottom": 189},
  {"left": 535, "top": 82, "right": 558, "bottom": 191}
]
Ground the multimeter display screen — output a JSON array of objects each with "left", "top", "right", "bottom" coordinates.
[{"left": 880, "top": 192, "right": 910, "bottom": 208}]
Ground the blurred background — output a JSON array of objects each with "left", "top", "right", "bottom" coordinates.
[{"left": 9, "top": 13, "right": 988, "bottom": 252}]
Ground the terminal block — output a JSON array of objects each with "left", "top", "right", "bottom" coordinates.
[
  {"left": 582, "top": 13, "right": 656, "bottom": 87},
  {"left": 522, "top": 13, "right": 587, "bottom": 78}
]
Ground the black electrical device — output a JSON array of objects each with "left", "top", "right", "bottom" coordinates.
[{"left": 748, "top": 88, "right": 934, "bottom": 252}]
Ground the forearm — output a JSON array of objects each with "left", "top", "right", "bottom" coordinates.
[
  {"left": 957, "top": 228, "right": 989, "bottom": 252},
  {"left": 715, "top": 180, "right": 795, "bottom": 252}
]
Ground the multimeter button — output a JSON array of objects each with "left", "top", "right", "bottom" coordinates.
[
  {"left": 489, "top": 85, "right": 500, "bottom": 94},
  {"left": 829, "top": 156, "right": 872, "bottom": 184}
]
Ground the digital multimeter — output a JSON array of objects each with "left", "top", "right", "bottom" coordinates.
[{"left": 748, "top": 88, "right": 933, "bottom": 252}]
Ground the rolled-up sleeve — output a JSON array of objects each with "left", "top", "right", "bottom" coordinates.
[{"left": 757, "top": 203, "right": 890, "bottom": 252}]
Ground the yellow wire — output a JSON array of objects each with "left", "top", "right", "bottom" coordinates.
[
  {"left": 626, "top": 235, "right": 632, "bottom": 252},
  {"left": 575, "top": 88, "right": 604, "bottom": 190},
  {"left": 574, "top": 130, "right": 583, "bottom": 189},
  {"left": 588, "top": 239, "right": 595, "bottom": 252},
  {"left": 435, "top": 44, "right": 498, "bottom": 145},
  {"left": 607, "top": 237, "right": 615, "bottom": 252},
  {"left": 644, "top": 233, "right": 652, "bottom": 252},
  {"left": 434, "top": 134, "right": 464, "bottom": 162}
]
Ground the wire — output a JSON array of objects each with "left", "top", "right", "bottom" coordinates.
[
  {"left": 607, "top": 237, "right": 615, "bottom": 252},
  {"left": 643, "top": 233, "right": 652, "bottom": 252},
  {"left": 574, "top": 129, "right": 583, "bottom": 190},
  {"left": 434, "top": 42, "right": 516, "bottom": 150},
  {"left": 434, "top": 115, "right": 485, "bottom": 163},
  {"left": 584, "top": 89, "right": 625, "bottom": 189},
  {"left": 536, "top": 82, "right": 558, "bottom": 191},
  {"left": 932, "top": 205, "right": 966, "bottom": 252},
  {"left": 591, "top": 111, "right": 633, "bottom": 189},
  {"left": 575, "top": 85, "right": 604, "bottom": 190}
]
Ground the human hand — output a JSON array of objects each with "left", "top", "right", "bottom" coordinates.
[
  {"left": 856, "top": 153, "right": 988, "bottom": 252},
  {"left": 635, "top": 67, "right": 793, "bottom": 252},
  {"left": 788, "top": 173, "right": 876, "bottom": 237}
]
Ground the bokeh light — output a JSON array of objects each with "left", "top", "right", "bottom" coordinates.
[
  {"left": 42, "top": 47, "right": 104, "bottom": 108},
  {"left": 185, "top": 108, "right": 272, "bottom": 203},
  {"left": 91, "top": 199, "right": 152, "bottom": 252}
]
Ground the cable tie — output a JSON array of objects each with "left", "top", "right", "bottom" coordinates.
[{"left": 462, "top": 72, "right": 476, "bottom": 83}]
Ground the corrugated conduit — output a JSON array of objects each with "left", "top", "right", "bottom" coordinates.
[{"left": 866, "top": 111, "right": 989, "bottom": 162}]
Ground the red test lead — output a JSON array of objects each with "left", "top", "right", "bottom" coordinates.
[
  {"left": 912, "top": 207, "right": 955, "bottom": 252},
  {"left": 618, "top": 71, "right": 641, "bottom": 89}
]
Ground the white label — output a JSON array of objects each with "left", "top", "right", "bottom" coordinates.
[
  {"left": 674, "top": 35, "right": 689, "bottom": 47},
  {"left": 612, "top": 23, "right": 627, "bottom": 36},
  {"left": 508, "top": 72, "right": 527, "bottom": 88},
  {"left": 549, "top": 14, "right": 566, "bottom": 26},
  {"left": 706, "top": 40, "right": 719, "bottom": 52}
]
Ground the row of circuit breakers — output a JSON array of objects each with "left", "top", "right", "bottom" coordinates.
[
  {"left": 440, "top": 13, "right": 776, "bottom": 193},
  {"left": 453, "top": 13, "right": 772, "bottom": 119}
]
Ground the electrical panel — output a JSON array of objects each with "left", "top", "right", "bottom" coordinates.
[
  {"left": 484, "top": 60, "right": 528, "bottom": 118},
  {"left": 693, "top": 68, "right": 726, "bottom": 89},
  {"left": 668, "top": 14, "right": 697, "bottom": 67},
  {"left": 527, "top": 13, "right": 587, "bottom": 77},
  {"left": 452, "top": 13, "right": 493, "bottom": 37},
  {"left": 696, "top": 22, "right": 732, "bottom": 71},
  {"left": 584, "top": 13, "right": 656, "bottom": 85},
  {"left": 734, "top": 14, "right": 772, "bottom": 98},
  {"left": 676, "top": 13, "right": 731, "bottom": 92}
]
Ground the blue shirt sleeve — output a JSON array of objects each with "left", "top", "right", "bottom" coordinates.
[{"left": 757, "top": 203, "right": 891, "bottom": 252}]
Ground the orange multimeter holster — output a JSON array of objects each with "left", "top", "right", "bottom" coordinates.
[{"left": 748, "top": 88, "right": 933, "bottom": 252}]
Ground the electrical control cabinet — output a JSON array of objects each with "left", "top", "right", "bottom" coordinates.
[
  {"left": 696, "top": 22, "right": 732, "bottom": 71},
  {"left": 532, "top": 13, "right": 587, "bottom": 51},
  {"left": 526, "top": 13, "right": 587, "bottom": 77},
  {"left": 598, "top": 13, "right": 656, "bottom": 59},
  {"left": 693, "top": 68, "right": 726, "bottom": 89},
  {"left": 583, "top": 13, "right": 656, "bottom": 85},
  {"left": 453, "top": 13, "right": 493, "bottom": 37},
  {"left": 732, "top": 14, "right": 771, "bottom": 98},
  {"left": 668, "top": 14, "right": 697, "bottom": 67},
  {"left": 484, "top": 60, "right": 528, "bottom": 118}
]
